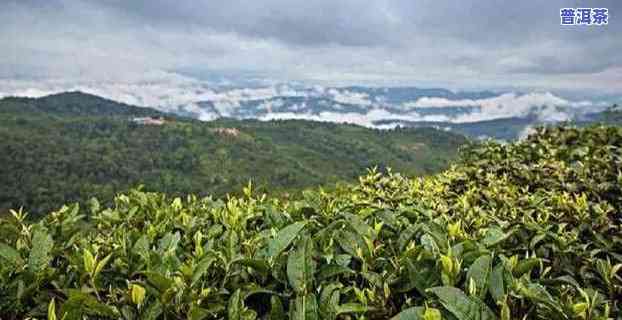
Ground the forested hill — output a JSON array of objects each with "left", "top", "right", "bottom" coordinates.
[
  {"left": 0, "top": 91, "right": 165, "bottom": 118},
  {"left": 0, "top": 92, "right": 468, "bottom": 217}
]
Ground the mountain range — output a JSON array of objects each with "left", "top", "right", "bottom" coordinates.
[
  {"left": 74, "top": 85, "right": 618, "bottom": 140},
  {"left": 3, "top": 84, "right": 618, "bottom": 140}
]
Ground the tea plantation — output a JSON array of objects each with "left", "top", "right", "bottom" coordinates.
[{"left": 0, "top": 125, "right": 621, "bottom": 319}]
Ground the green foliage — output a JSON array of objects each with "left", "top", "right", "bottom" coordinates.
[
  {"left": 0, "top": 93, "right": 465, "bottom": 217},
  {"left": 429, "top": 286, "right": 496, "bottom": 320},
  {"left": 28, "top": 227, "right": 53, "bottom": 273},
  {"left": 287, "top": 237, "right": 316, "bottom": 294},
  {"left": 0, "top": 125, "right": 621, "bottom": 319}
]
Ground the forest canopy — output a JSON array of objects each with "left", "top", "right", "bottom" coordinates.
[{"left": 0, "top": 92, "right": 466, "bottom": 217}]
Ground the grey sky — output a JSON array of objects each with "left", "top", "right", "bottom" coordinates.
[{"left": 1, "top": 0, "right": 620, "bottom": 92}]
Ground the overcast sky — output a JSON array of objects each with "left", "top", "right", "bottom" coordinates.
[{"left": 1, "top": 0, "right": 620, "bottom": 93}]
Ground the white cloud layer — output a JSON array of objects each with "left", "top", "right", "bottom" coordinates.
[
  {"left": 404, "top": 92, "right": 607, "bottom": 123},
  {"left": 0, "top": 75, "right": 614, "bottom": 129},
  {"left": 255, "top": 92, "right": 609, "bottom": 127}
]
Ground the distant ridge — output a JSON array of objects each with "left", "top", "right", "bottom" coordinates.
[
  {"left": 0, "top": 91, "right": 165, "bottom": 117},
  {"left": 2, "top": 91, "right": 619, "bottom": 140}
]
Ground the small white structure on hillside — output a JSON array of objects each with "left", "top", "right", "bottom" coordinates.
[
  {"left": 211, "top": 127, "right": 240, "bottom": 137},
  {"left": 131, "top": 117, "right": 166, "bottom": 125}
]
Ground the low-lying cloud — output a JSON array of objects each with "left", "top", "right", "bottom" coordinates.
[
  {"left": 255, "top": 91, "right": 610, "bottom": 127},
  {"left": 0, "top": 77, "right": 613, "bottom": 128},
  {"left": 404, "top": 92, "right": 607, "bottom": 122}
]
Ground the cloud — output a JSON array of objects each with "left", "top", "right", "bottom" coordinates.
[
  {"left": 407, "top": 92, "right": 570, "bottom": 108},
  {"left": 89, "top": 0, "right": 403, "bottom": 47},
  {"left": 250, "top": 89, "right": 613, "bottom": 127},
  {"left": 404, "top": 92, "right": 609, "bottom": 122},
  {"left": 176, "top": 102, "right": 220, "bottom": 121},
  {"left": 259, "top": 108, "right": 423, "bottom": 127},
  {"left": 0, "top": 1, "right": 621, "bottom": 92},
  {"left": 327, "top": 89, "right": 373, "bottom": 106}
]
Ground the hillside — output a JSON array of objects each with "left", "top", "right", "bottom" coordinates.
[
  {"left": 0, "top": 125, "right": 620, "bottom": 319},
  {"left": 374, "top": 116, "right": 538, "bottom": 141},
  {"left": 0, "top": 92, "right": 467, "bottom": 216},
  {"left": 0, "top": 91, "right": 166, "bottom": 118}
]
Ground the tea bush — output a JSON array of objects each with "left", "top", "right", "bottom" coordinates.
[{"left": 0, "top": 125, "right": 621, "bottom": 319}]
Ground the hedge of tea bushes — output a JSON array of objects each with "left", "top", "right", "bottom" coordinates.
[{"left": 0, "top": 125, "right": 620, "bottom": 319}]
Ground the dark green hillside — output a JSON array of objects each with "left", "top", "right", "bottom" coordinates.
[
  {"left": 0, "top": 91, "right": 165, "bottom": 118},
  {"left": 0, "top": 93, "right": 467, "bottom": 216},
  {"left": 375, "top": 116, "right": 537, "bottom": 140}
]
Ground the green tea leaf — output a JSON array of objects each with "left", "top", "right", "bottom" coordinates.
[
  {"left": 60, "top": 291, "right": 118, "bottom": 320},
  {"left": 0, "top": 242, "right": 23, "bottom": 267},
  {"left": 423, "top": 308, "right": 442, "bottom": 320},
  {"left": 344, "top": 213, "right": 375, "bottom": 240},
  {"left": 488, "top": 263, "right": 506, "bottom": 303},
  {"left": 191, "top": 256, "right": 215, "bottom": 286},
  {"left": 83, "top": 249, "right": 95, "bottom": 274},
  {"left": 317, "top": 264, "right": 355, "bottom": 280},
  {"left": 28, "top": 227, "right": 53, "bottom": 273},
  {"left": 188, "top": 306, "right": 211, "bottom": 320},
  {"left": 481, "top": 227, "right": 512, "bottom": 248},
  {"left": 518, "top": 282, "right": 562, "bottom": 312},
  {"left": 158, "top": 232, "right": 181, "bottom": 253},
  {"left": 319, "top": 283, "right": 342, "bottom": 320},
  {"left": 396, "top": 259, "right": 440, "bottom": 294},
  {"left": 133, "top": 235, "right": 150, "bottom": 258},
  {"left": 94, "top": 253, "right": 112, "bottom": 279},
  {"left": 268, "top": 296, "right": 286, "bottom": 320},
  {"left": 335, "top": 303, "right": 370, "bottom": 315},
  {"left": 390, "top": 307, "right": 425, "bottom": 320},
  {"left": 466, "top": 254, "right": 491, "bottom": 298},
  {"left": 513, "top": 258, "right": 539, "bottom": 277},
  {"left": 228, "top": 289, "right": 244, "bottom": 320},
  {"left": 287, "top": 236, "right": 316, "bottom": 294},
  {"left": 142, "top": 300, "right": 163, "bottom": 320},
  {"left": 398, "top": 225, "right": 419, "bottom": 251},
  {"left": 130, "top": 284, "right": 146, "bottom": 306},
  {"left": 237, "top": 258, "right": 270, "bottom": 276},
  {"left": 428, "top": 286, "right": 497, "bottom": 320},
  {"left": 144, "top": 271, "right": 174, "bottom": 293},
  {"left": 267, "top": 222, "right": 306, "bottom": 258},
  {"left": 48, "top": 298, "right": 57, "bottom": 320},
  {"left": 290, "top": 293, "right": 318, "bottom": 320}
]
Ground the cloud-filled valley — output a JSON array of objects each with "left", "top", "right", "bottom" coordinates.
[{"left": 0, "top": 77, "right": 615, "bottom": 135}]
